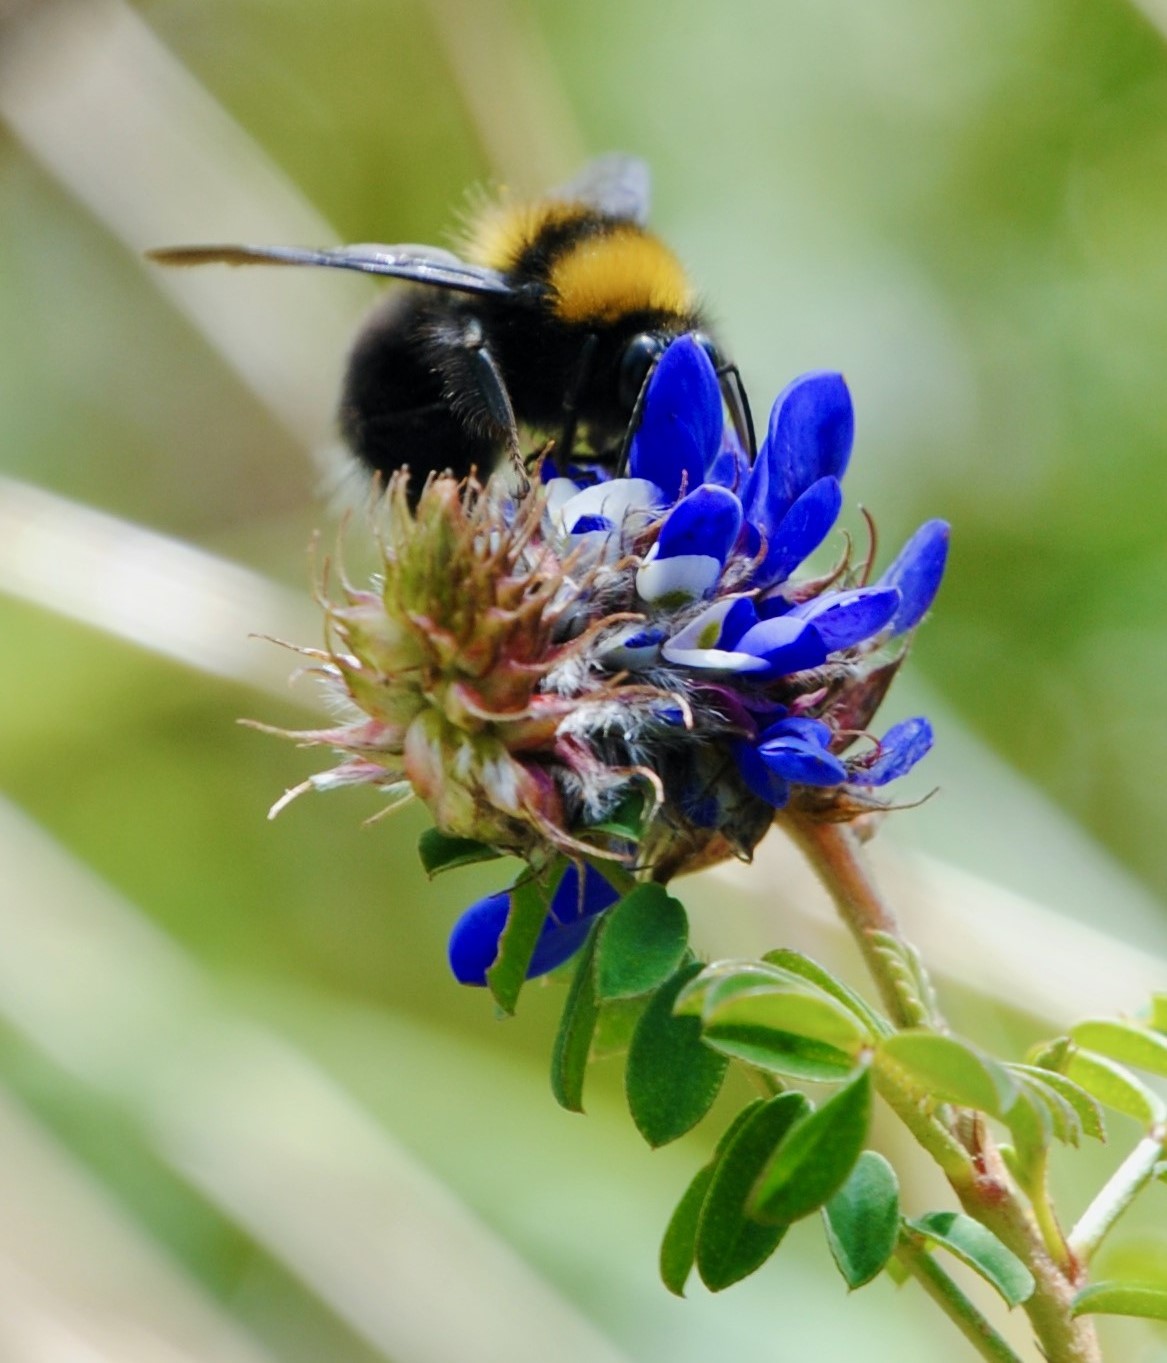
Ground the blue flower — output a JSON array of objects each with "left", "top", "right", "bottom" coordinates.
[{"left": 448, "top": 864, "right": 620, "bottom": 986}]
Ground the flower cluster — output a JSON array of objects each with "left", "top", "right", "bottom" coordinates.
[{"left": 274, "top": 338, "right": 947, "bottom": 986}]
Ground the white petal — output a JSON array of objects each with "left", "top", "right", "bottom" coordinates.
[{"left": 636, "top": 551, "right": 721, "bottom": 603}]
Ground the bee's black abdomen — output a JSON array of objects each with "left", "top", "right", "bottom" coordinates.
[{"left": 339, "top": 290, "right": 496, "bottom": 490}]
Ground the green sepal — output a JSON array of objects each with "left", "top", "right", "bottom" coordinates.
[
  {"left": 485, "top": 870, "right": 556, "bottom": 1014},
  {"left": 750, "top": 1067, "right": 872, "bottom": 1224},
  {"left": 626, "top": 959, "right": 729, "bottom": 1147},
  {"left": 1064, "top": 1050, "right": 1166, "bottom": 1126},
  {"left": 905, "top": 1211, "right": 1034, "bottom": 1307},
  {"left": 695, "top": 1092, "right": 809, "bottom": 1291},
  {"left": 1070, "top": 1018, "right": 1167, "bottom": 1080},
  {"left": 550, "top": 922, "right": 601, "bottom": 1112},
  {"left": 1072, "top": 1281, "right": 1167, "bottom": 1320},
  {"left": 822, "top": 1151, "right": 901, "bottom": 1289},
  {"left": 417, "top": 827, "right": 502, "bottom": 876},
  {"left": 879, "top": 1030, "right": 1018, "bottom": 1118},
  {"left": 594, "top": 884, "right": 688, "bottom": 1001}
]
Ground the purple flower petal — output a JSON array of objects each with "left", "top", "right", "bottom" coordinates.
[
  {"left": 765, "top": 371, "right": 855, "bottom": 507},
  {"left": 879, "top": 519, "right": 950, "bottom": 635},
  {"left": 733, "top": 738, "right": 791, "bottom": 808},
  {"left": 657, "top": 484, "right": 744, "bottom": 565},
  {"left": 756, "top": 735, "right": 848, "bottom": 786},
  {"left": 790, "top": 586, "right": 901, "bottom": 653},
  {"left": 759, "top": 715, "right": 833, "bottom": 747},
  {"left": 852, "top": 717, "right": 934, "bottom": 787},
  {"left": 734, "top": 613, "right": 828, "bottom": 675},
  {"left": 448, "top": 866, "right": 618, "bottom": 986},
  {"left": 753, "top": 476, "right": 843, "bottom": 588},
  {"left": 628, "top": 337, "right": 722, "bottom": 503}
]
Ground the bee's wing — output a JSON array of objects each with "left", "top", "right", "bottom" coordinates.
[
  {"left": 553, "top": 153, "right": 651, "bottom": 225},
  {"left": 147, "top": 242, "right": 543, "bottom": 303}
]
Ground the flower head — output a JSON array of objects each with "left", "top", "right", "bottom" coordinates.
[{"left": 271, "top": 338, "right": 948, "bottom": 984}]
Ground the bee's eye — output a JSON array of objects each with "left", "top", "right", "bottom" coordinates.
[
  {"left": 692, "top": 331, "right": 723, "bottom": 372},
  {"left": 617, "top": 332, "right": 666, "bottom": 410}
]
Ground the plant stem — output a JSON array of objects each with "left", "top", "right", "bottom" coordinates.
[
  {"left": 779, "top": 815, "right": 921, "bottom": 1029},
  {"left": 782, "top": 812, "right": 1103, "bottom": 1363},
  {"left": 895, "top": 1229, "right": 1027, "bottom": 1363},
  {"left": 1068, "top": 1125, "right": 1167, "bottom": 1265}
]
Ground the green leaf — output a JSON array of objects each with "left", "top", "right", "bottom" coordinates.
[
  {"left": 1065, "top": 1050, "right": 1166, "bottom": 1126},
  {"left": 627, "top": 961, "right": 729, "bottom": 1147},
  {"left": 1012, "top": 1073, "right": 1076, "bottom": 1150},
  {"left": 658, "top": 1103, "right": 762, "bottom": 1296},
  {"left": 660, "top": 1163, "right": 715, "bottom": 1297},
  {"left": 485, "top": 873, "right": 554, "bottom": 1014},
  {"left": 906, "top": 1212, "right": 1034, "bottom": 1307},
  {"left": 696, "top": 1092, "right": 809, "bottom": 1291},
  {"left": 594, "top": 884, "right": 688, "bottom": 1001},
  {"left": 879, "top": 1031, "right": 1018, "bottom": 1117},
  {"left": 750, "top": 1067, "right": 872, "bottom": 1224},
  {"left": 1072, "top": 1282, "right": 1167, "bottom": 1320},
  {"left": 1070, "top": 1018, "right": 1167, "bottom": 1079},
  {"left": 674, "top": 960, "right": 808, "bottom": 1017},
  {"left": 1001, "top": 1084, "right": 1053, "bottom": 1183},
  {"left": 591, "top": 994, "right": 650, "bottom": 1059},
  {"left": 1149, "top": 993, "right": 1167, "bottom": 1035},
  {"left": 550, "top": 925, "right": 600, "bottom": 1112},
  {"left": 417, "top": 827, "right": 501, "bottom": 876},
  {"left": 822, "top": 1151, "right": 900, "bottom": 1289},
  {"left": 1010, "top": 1064, "right": 1105, "bottom": 1142},
  {"left": 762, "top": 949, "right": 891, "bottom": 1037},
  {"left": 702, "top": 988, "right": 868, "bottom": 1083}
]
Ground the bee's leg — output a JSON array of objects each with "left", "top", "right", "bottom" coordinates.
[
  {"left": 557, "top": 333, "right": 599, "bottom": 467},
  {"left": 716, "top": 362, "right": 757, "bottom": 460},
  {"left": 438, "top": 316, "right": 528, "bottom": 494}
]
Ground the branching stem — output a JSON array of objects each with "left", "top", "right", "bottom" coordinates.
[
  {"left": 1068, "top": 1125, "right": 1167, "bottom": 1265},
  {"left": 781, "top": 812, "right": 1103, "bottom": 1363}
]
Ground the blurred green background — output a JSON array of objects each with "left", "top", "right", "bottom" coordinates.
[{"left": 1, "top": 1, "right": 1166, "bottom": 1359}]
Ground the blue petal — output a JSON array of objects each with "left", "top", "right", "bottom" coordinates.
[
  {"left": 879, "top": 520, "right": 950, "bottom": 635},
  {"left": 708, "top": 437, "right": 751, "bottom": 493},
  {"left": 734, "top": 613, "right": 828, "bottom": 675},
  {"left": 718, "top": 596, "right": 762, "bottom": 650},
  {"left": 753, "top": 476, "right": 843, "bottom": 588},
  {"left": 448, "top": 890, "right": 510, "bottom": 986},
  {"left": 657, "top": 484, "right": 744, "bottom": 565},
  {"left": 759, "top": 715, "right": 833, "bottom": 747},
  {"left": 764, "top": 371, "right": 855, "bottom": 509},
  {"left": 853, "top": 717, "right": 934, "bottom": 787},
  {"left": 790, "top": 586, "right": 901, "bottom": 653},
  {"left": 628, "top": 337, "right": 722, "bottom": 502},
  {"left": 570, "top": 514, "right": 614, "bottom": 535},
  {"left": 756, "top": 735, "right": 848, "bottom": 786},
  {"left": 733, "top": 738, "right": 791, "bottom": 808},
  {"left": 448, "top": 866, "right": 618, "bottom": 986}
]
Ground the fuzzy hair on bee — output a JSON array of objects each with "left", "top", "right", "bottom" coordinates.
[{"left": 148, "top": 154, "right": 753, "bottom": 494}]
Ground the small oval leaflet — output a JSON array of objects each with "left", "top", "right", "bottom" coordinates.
[
  {"left": 627, "top": 960, "right": 729, "bottom": 1147},
  {"left": 1065, "top": 1050, "right": 1166, "bottom": 1127},
  {"left": 879, "top": 1030, "right": 1018, "bottom": 1118},
  {"left": 1072, "top": 1281, "right": 1167, "bottom": 1321},
  {"left": 1069, "top": 1018, "right": 1167, "bottom": 1080},
  {"left": 594, "top": 883, "right": 688, "bottom": 1001},
  {"left": 905, "top": 1211, "right": 1034, "bottom": 1308},
  {"left": 750, "top": 1067, "right": 872, "bottom": 1224},
  {"left": 696, "top": 1092, "right": 809, "bottom": 1291},
  {"left": 822, "top": 1150, "right": 900, "bottom": 1289}
]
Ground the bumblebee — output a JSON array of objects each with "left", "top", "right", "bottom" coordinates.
[{"left": 150, "top": 154, "right": 752, "bottom": 489}]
